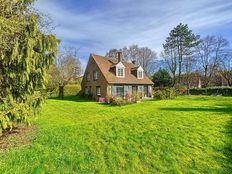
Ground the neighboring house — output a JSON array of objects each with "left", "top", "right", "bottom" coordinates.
[{"left": 81, "top": 52, "right": 154, "bottom": 99}]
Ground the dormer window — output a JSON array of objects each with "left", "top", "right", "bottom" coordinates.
[
  {"left": 138, "top": 71, "right": 143, "bottom": 79},
  {"left": 117, "top": 68, "right": 124, "bottom": 77},
  {"left": 116, "top": 62, "right": 125, "bottom": 78},
  {"left": 137, "top": 66, "right": 144, "bottom": 79}
]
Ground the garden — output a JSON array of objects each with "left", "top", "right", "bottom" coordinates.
[{"left": 0, "top": 95, "right": 231, "bottom": 173}]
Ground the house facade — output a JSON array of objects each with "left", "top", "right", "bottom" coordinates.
[{"left": 81, "top": 53, "right": 154, "bottom": 99}]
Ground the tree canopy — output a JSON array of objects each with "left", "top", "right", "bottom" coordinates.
[
  {"left": 152, "top": 69, "right": 172, "bottom": 87},
  {"left": 0, "top": 0, "right": 59, "bottom": 135}
]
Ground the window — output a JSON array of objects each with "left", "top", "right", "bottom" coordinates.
[
  {"left": 88, "top": 86, "right": 92, "bottom": 94},
  {"left": 138, "top": 85, "right": 144, "bottom": 92},
  {"left": 138, "top": 71, "right": 143, "bottom": 79},
  {"left": 117, "top": 68, "right": 124, "bottom": 77},
  {"left": 96, "top": 86, "right": 101, "bottom": 96},
  {"left": 112, "top": 86, "right": 128, "bottom": 97},
  {"left": 86, "top": 73, "right": 90, "bottom": 81},
  {"left": 93, "top": 71, "right": 98, "bottom": 80},
  {"left": 116, "top": 86, "right": 124, "bottom": 97},
  {"left": 84, "top": 87, "right": 88, "bottom": 95}
]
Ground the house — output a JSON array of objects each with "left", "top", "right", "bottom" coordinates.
[{"left": 81, "top": 52, "right": 154, "bottom": 100}]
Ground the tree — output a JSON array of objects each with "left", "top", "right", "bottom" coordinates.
[
  {"left": 163, "top": 23, "right": 200, "bottom": 84},
  {"left": 48, "top": 47, "right": 82, "bottom": 99},
  {"left": 152, "top": 69, "right": 172, "bottom": 87},
  {"left": 105, "top": 45, "right": 157, "bottom": 75},
  {"left": 195, "top": 35, "right": 229, "bottom": 87},
  {"left": 161, "top": 47, "right": 178, "bottom": 86},
  {"left": 105, "top": 48, "right": 119, "bottom": 58},
  {"left": 219, "top": 49, "right": 232, "bottom": 86},
  {"left": 0, "top": 0, "right": 59, "bottom": 135}
]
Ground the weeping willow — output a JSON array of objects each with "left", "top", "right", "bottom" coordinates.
[{"left": 0, "top": 0, "right": 59, "bottom": 135}]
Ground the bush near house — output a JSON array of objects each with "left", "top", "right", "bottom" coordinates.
[
  {"left": 190, "top": 87, "right": 232, "bottom": 96},
  {"left": 107, "top": 92, "right": 144, "bottom": 106},
  {"left": 153, "top": 87, "right": 177, "bottom": 100}
]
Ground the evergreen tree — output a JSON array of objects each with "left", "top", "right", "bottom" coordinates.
[
  {"left": 0, "top": 0, "right": 59, "bottom": 135},
  {"left": 152, "top": 69, "right": 172, "bottom": 87},
  {"left": 163, "top": 23, "right": 200, "bottom": 84}
]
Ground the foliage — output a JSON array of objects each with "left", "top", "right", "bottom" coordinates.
[
  {"left": 189, "top": 87, "right": 232, "bottom": 96},
  {"left": 152, "top": 69, "right": 172, "bottom": 87},
  {"left": 0, "top": 0, "right": 59, "bottom": 134},
  {"left": 163, "top": 23, "right": 200, "bottom": 84},
  {"left": 110, "top": 96, "right": 127, "bottom": 106},
  {"left": 48, "top": 84, "right": 81, "bottom": 97},
  {"left": 0, "top": 96, "right": 231, "bottom": 173},
  {"left": 153, "top": 88, "right": 177, "bottom": 100},
  {"left": 47, "top": 47, "right": 82, "bottom": 99}
]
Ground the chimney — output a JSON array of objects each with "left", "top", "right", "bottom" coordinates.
[
  {"left": 117, "top": 51, "right": 122, "bottom": 62},
  {"left": 132, "top": 60, "right": 136, "bottom": 65}
]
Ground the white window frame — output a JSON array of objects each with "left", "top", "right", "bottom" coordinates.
[
  {"left": 137, "top": 66, "right": 144, "bottom": 79},
  {"left": 138, "top": 71, "right": 143, "bottom": 79},
  {"left": 117, "top": 68, "right": 125, "bottom": 77},
  {"left": 93, "top": 71, "right": 98, "bottom": 80},
  {"left": 96, "top": 86, "right": 101, "bottom": 96},
  {"left": 116, "top": 62, "right": 125, "bottom": 78}
]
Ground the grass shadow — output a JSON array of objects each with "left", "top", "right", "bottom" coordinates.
[{"left": 159, "top": 105, "right": 232, "bottom": 115}]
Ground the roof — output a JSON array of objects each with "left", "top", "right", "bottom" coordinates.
[{"left": 91, "top": 54, "right": 154, "bottom": 85}]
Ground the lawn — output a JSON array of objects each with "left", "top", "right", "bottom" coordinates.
[{"left": 0, "top": 96, "right": 232, "bottom": 173}]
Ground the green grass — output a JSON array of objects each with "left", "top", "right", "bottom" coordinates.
[{"left": 0, "top": 96, "right": 232, "bottom": 173}]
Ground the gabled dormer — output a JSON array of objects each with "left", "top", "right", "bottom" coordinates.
[
  {"left": 131, "top": 65, "right": 144, "bottom": 79},
  {"left": 112, "top": 51, "right": 125, "bottom": 78},
  {"left": 116, "top": 61, "right": 125, "bottom": 78},
  {"left": 137, "top": 66, "right": 144, "bottom": 79}
]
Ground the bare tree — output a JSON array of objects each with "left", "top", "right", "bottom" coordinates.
[
  {"left": 161, "top": 47, "right": 178, "bottom": 86},
  {"left": 105, "top": 48, "right": 119, "bottom": 58},
  {"left": 106, "top": 45, "right": 157, "bottom": 75},
  {"left": 183, "top": 49, "right": 196, "bottom": 93},
  {"left": 219, "top": 49, "right": 232, "bottom": 86},
  {"left": 137, "top": 47, "right": 157, "bottom": 75},
  {"left": 196, "top": 35, "right": 229, "bottom": 87},
  {"left": 48, "top": 47, "right": 82, "bottom": 99}
]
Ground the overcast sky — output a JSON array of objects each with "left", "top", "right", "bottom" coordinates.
[{"left": 35, "top": 0, "right": 232, "bottom": 65}]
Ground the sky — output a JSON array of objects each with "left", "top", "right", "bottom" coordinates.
[{"left": 35, "top": 0, "right": 232, "bottom": 66}]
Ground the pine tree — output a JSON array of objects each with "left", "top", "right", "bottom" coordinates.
[{"left": 163, "top": 23, "right": 200, "bottom": 85}]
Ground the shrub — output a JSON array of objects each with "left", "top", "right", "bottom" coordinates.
[
  {"left": 154, "top": 88, "right": 177, "bottom": 100},
  {"left": 152, "top": 69, "right": 172, "bottom": 87},
  {"left": 110, "top": 96, "right": 127, "bottom": 106},
  {"left": 189, "top": 87, "right": 232, "bottom": 96}
]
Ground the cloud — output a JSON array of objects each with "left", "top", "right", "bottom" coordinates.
[{"left": 35, "top": 0, "right": 232, "bottom": 65}]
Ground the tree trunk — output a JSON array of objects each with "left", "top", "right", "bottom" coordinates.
[
  {"left": 59, "top": 84, "right": 64, "bottom": 100},
  {"left": 178, "top": 61, "right": 182, "bottom": 84}
]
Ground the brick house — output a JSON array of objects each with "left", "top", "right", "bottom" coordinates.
[{"left": 81, "top": 52, "right": 154, "bottom": 100}]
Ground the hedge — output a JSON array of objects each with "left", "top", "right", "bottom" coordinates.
[
  {"left": 49, "top": 84, "right": 81, "bottom": 97},
  {"left": 189, "top": 87, "right": 232, "bottom": 96}
]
